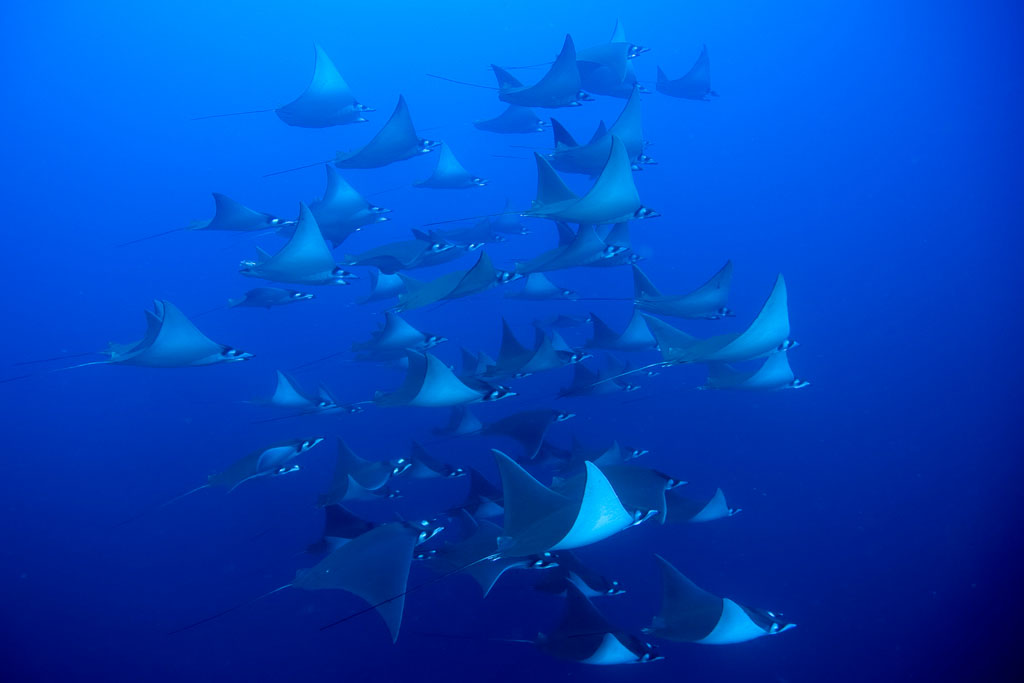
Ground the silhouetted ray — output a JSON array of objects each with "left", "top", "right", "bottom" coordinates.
[
  {"left": 401, "top": 441, "right": 465, "bottom": 479},
  {"left": 535, "top": 313, "right": 593, "bottom": 329},
  {"left": 447, "top": 466, "right": 504, "bottom": 518},
  {"left": 493, "top": 35, "right": 587, "bottom": 109},
  {"left": 656, "top": 45, "right": 718, "bottom": 101},
  {"left": 307, "top": 504, "right": 379, "bottom": 554},
  {"left": 535, "top": 551, "right": 625, "bottom": 598},
  {"left": 480, "top": 409, "right": 575, "bottom": 461},
  {"left": 634, "top": 261, "right": 734, "bottom": 319},
  {"left": 701, "top": 350, "right": 809, "bottom": 391},
  {"left": 318, "top": 439, "right": 401, "bottom": 506},
  {"left": 576, "top": 22, "right": 650, "bottom": 99},
  {"left": 554, "top": 437, "right": 648, "bottom": 472},
  {"left": 646, "top": 555, "right": 795, "bottom": 644},
  {"left": 334, "top": 96, "right": 439, "bottom": 168},
  {"left": 665, "top": 488, "right": 740, "bottom": 524},
  {"left": 474, "top": 105, "right": 549, "bottom": 134},
  {"left": 414, "top": 142, "right": 487, "bottom": 189},
  {"left": 374, "top": 352, "right": 514, "bottom": 408},
  {"left": 228, "top": 287, "right": 314, "bottom": 309},
  {"left": 587, "top": 309, "right": 657, "bottom": 351},
  {"left": 241, "top": 204, "right": 353, "bottom": 285},
  {"left": 534, "top": 584, "right": 661, "bottom": 665},
  {"left": 276, "top": 43, "right": 373, "bottom": 128}
]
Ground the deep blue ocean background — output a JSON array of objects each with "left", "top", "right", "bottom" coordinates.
[{"left": 2, "top": 1, "right": 1021, "bottom": 681}]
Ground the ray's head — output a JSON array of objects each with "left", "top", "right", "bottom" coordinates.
[
  {"left": 298, "top": 437, "right": 326, "bottom": 453},
  {"left": 219, "top": 346, "right": 253, "bottom": 362}
]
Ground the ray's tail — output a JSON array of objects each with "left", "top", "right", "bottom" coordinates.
[
  {"left": 167, "top": 584, "right": 290, "bottom": 635},
  {"left": 116, "top": 484, "right": 211, "bottom": 528},
  {"left": 319, "top": 554, "right": 499, "bottom": 633},
  {"left": 116, "top": 226, "right": 186, "bottom": 247},
  {"left": 191, "top": 108, "right": 276, "bottom": 121}
]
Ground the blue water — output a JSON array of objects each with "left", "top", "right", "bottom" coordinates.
[{"left": 2, "top": 1, "right": 1021, "bottom": 681}]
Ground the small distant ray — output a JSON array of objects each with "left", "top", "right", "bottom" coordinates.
[
  {"left": 227, "top": 287, "right": 315, "bottom": 309},
  {"left": 433, "top": 405, "right": 484, "bottom": 437},
  {"left": 515, "top": 224, "right": 627, "bottom": 274},
  {"left": 250, "top": 370, "right": 339, "bottom": 415},
  {"left": 413, "top": 142, "right": 488, "bottom": 189},
  {"left": 343, "top": 233, "right": 462, "bottom": 274},
  {"left": 399, "top": 441, "right": 466, "bottom": 480},
  {"left": 534, "top": 550, "right": 625, "bottom": 599},
  {"left": 276, "top": 166, "right": 390, "bottom": 249},
  {"left": 505, "top": 273, "right": 577, "bottom": 301},
  {"left": 656, "top": 45, "right": 718, "bottom": 101},
  {"left": 352, "top": 312, "right": 447, "bottom": 361},
  {"left": 333, "top": 95, "right": 439, "bottom": 169},
  {"left": 645, "top": 555, "right": 795, "bottom": 644},
  {"left": 240, "top": 204, "right": 355, "bottom": 285},
  {"left": 547, "top": 87, "right": 651, "bottom": 176},
  {"left": 427, "top": 219, "right": 507, "bottom": 250},
  {"left": 633, "top": 261, "right": 735, "bottom": 320},
  {"left": 474, "top": 105, "right": 549, "bottom": 134},
  {"left": 552, "top": 437, "right": 649, "bottom": 473},
  {"left": 117, "top": 193, "right": 291, "bottom": 246},
  {"left": 275, "top": 43, "right": 374, "bottom": 128},
  {"left": 395, "top": 251, "right": 518, "bottom": 312},
  {"left": 318, "top": 438, "right": 403, "bottom": 505},
  {"left": 374, "top": 352, "right": 515, "bottom": 408},
  {"left": 493, "top": 35, "right": 590, "bottom": 109},
  {"left": 664, "top": 488, "right": 741, "bottom": 524},
  {"left": 586, "top": 309, "right": 657, "bottom": 351}
]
